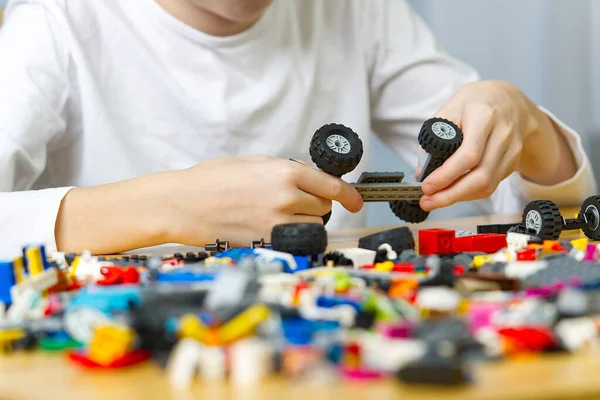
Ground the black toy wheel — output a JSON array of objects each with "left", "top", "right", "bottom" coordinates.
[
  {"left": 390, "top": 200, "right": 430, "bottom": 223},
  {"left": 271, "top": 223, "right": 327, "bottom": 256},
  {"left": 309, "top": 123, "right": 363, "bottom": 177},
  {"left": 580, "top": 195, "right": 600, "bottom": 240},
  {"left": 418, "top": 118, "right": 463, "bottom": 159},
  {"left": 358, "top": 226, "right": 415, "bottom": 254},
  {"left": 521, "top": 200, "right": 563, "bottom": 240}
]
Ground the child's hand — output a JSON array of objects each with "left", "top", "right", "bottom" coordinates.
[
  {"left": 417, "top": 80, "right": 577, "bottom": 211},
  {"left": 166, "top": 156, "right": 363, "bottom": 247}
]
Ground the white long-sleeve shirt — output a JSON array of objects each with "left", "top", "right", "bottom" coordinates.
[{"left": 0, "top": 0, "right": 596, "bottom": 258}]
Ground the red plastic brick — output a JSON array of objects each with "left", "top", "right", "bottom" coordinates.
[
  {"left": 517, "top": 248, "right": 537, "bottom": 261},
  {"left": 453, "top": 234, "right": 507, "bottom": 253},
  {"left": 418, "top": 229, "right": 455, "bottom": 256}
]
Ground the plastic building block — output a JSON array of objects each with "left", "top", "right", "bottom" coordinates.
[
  {"left": 87, "top": 323, "right": 136, "bottom": 366},
  {"left": 204, "top": 239, "right": 229, "bottom": 253},
  {"left": 156, "top": 269, "right": 216, "bottom": 283},
  {"left": 477, "top": 223, "right": 519, "bottom": 235},
  {"left": 230, "top": 338, "right": 273, "bottom": 385},
  {"left": 68, "top": 348, "right": 150, "bottom": 369},
  {"left": 397, "top": 350, "right": 470, "bottom": 385},
  {"left": 205, "top": 269, "right": 258, "bottom": 311},
  {"left": 351, "top": 172, "right": 423, "bottom": 202},
  {"left": 453, "top": 234, "right": 507, "bottom": 254},
  {"left": 335, "top": 248, "right": 375, "bottom": 269},
  {"left": 97, "top": 266, "right": 140, "bottom": 286},
  {"left": 554, "top": 317, "right": 597, "bottom": 352},
  {"left": 419, "top": 229, "right": 455, "bottom": 256},
  {"left": 416, "top": 287, "right": 462, "bottom": 314},
  {"left": 251, "top": 238, "right": 272, "bottom": 249},
  {"left": 219, "top": 304, "right": 270, "bottom": 345},
  {"left": 498, "top": 326, "right": 556, "bottom": 354},
  {"left": 0, "top": 261, "right": 15, "bottom": 306},
  {"left": 358, "top": 227, "right": 415, "bottom": 254}
]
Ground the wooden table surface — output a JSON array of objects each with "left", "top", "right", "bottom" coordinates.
[{"left": 3, "top": 207, "right": 600, "bottom": 400}]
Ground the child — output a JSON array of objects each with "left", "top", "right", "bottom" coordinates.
[{"left": 0, "top": 0, "right": 595, "bottom": 257}]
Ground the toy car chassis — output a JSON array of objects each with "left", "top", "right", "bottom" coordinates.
[{"left": 309, "top": 118, "right": 463, "bottom": 223}]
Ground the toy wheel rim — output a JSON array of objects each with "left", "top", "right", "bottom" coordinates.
[
  {"left": 326, "top": 134, "right": 351, "bottom": 154},
  {"left": 431, "top": 122, "right": 457, "bottom": 140},
  {"left": 525, "top": 210, "right": 543, "bottom": 234},
  {"left": 585, "top": 204, "right": 600, "bottom": 231}
]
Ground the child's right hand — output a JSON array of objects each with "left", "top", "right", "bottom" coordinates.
[
  {"left": 55, "top": 156, "right": 363, "bottom": 254},
  {"left": 167, "top": 156, "right": 364, "bottom": 247}
]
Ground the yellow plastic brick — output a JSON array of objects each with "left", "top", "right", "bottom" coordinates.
[
  {"left": 374, "top": 261, "right": 394, "bottom": 272},
  {"left": 25, "top": 247, "right": 44, "bottom": 276},
  {"left": 472, "top": 255, "right": 492, "bottom": 269},
  {"left": 219, "top": 304, "right": 269, "bottom": 345},
  {"left": 12, "top": 257, "right": 24, "bottom": 284},
  {"left": 0, "top": 329, "right": 26, "bottom": 353},
  {"left": 178, "top": 314, "right": 209, "bottom": 342},
  {"left": 87, "top": 324, "right": 135, "bottom": 366},
  {"left": 571, "top": 238, "right": 589, "bottom": 252}
]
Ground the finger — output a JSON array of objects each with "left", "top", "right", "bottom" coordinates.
[
  {"left": 420, "top": 127, "right": 510, "bottom": 211},
  {"left": 289, "top": 163, "right": 363, "bottom": 213},
  {"left": 287, "top": 191, "right": 332, "bottom": 216},
  {"left": 422, "top": 104, "right": 496, "bottom": 196},
  {"left": 289, "top": 158, "right": 314, "bottom": 168},
  {"left": 415, "top": 148, "right": 423, "bottom": 179}
]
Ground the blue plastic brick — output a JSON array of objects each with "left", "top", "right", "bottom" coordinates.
[
  {"left": 0, "top": 261, "right": 15, "bottom": 306},
  {"left": 67, "top": 285, "right": 142, "bottom": 315},
  {"left": 156, "top": 269, "right": 216, "bottom": 283},
  {"left": 316, "top": 296, "right": 361, "bottom": 312},
  {"left": 289, "top": 255, "right": 311, "bottom": 273},
  {"left": 213, "top": 248, "right": 256, "bottom": 260}
]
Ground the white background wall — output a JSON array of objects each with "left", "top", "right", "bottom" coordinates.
[{"left": 367, "top": 0, "right": 600, "bottom": 226}]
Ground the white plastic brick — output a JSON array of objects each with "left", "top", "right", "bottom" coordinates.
[{"left": 335, "top": 248, "right": 376, "bottom": 268}]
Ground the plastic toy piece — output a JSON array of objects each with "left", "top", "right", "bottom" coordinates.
[
  {"left": 521, "top": 196, "right": 600, "bottom": 240},
  {"left": 204, "top": 240, "right": 229, "bottom": 253},
  {"left": 309, "top": 119, "right": 462, "bottom": 223},
  {"left": 397, "top": 350, "right": 470, "bottom": 385},
  {"left": 87, "top": 323, "right": 136, "bottom": 366},
  {"left": 97, "top": 266, "right": 140, "bottom": 286},
  {"left": 0, "top": 261, "right": 15, "bottom": 306},
  {"left": 230, "top": 337, "right": 274, "bottom": 385},
  {"left": 453, "top": 234, "right": 507, "bottom": 254},
  {"left": 477, "top": 223, "right": 519, "bottom": 235},
  {"left": 166, "top": 338, "right": 204, "bottom": 390},
  {"left": 350, "top": 172, "right": 423, "bottom": 202},
  {"left": 271, "top": 223, "right": 327, "bottom": 256},
  {"left": 358, "top": 227, "right": 415, "bottom": 255},
  {"left": 69, "top": 348, "right": 150, "bottom": 369},
  {"left": 251, "top": 238, "right": 272, "bottom": 249},
  {"left": 419, "top": 229, "right": 507, "bottom": 256},
  {"left": 391, "top": 118, "right": 464, "bottom": 223},
  {"left": 309, "top": 123, "right": 363, "bottom": 177},
  {"left": 219, "top": 304, "right": 270, "bottom": 345},
  {"left": 419, "top": 229, "right": 455, "bottom": 256}
]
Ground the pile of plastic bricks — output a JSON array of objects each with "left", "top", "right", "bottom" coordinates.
[{"left": 1, "top": 224, "right": 600, "bottom": 388}]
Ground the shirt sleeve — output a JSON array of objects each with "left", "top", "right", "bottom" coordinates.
[
  {"left": 0, "top": 2, "right": 73, "bottom": 258},
  {"left": 366, "top": 0, "right": 596, "bottom": 216}
]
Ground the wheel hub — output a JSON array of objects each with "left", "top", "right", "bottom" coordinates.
[
  {"left": 525, "top": 210, "right": 542, "bottom": 234},
  {"left": 585, "top": 205, "right": 600, "bottom": 230},
  {"left": 432, "top": 122, "right": 457, "bottom": 140},
  {"left": 326, "top": 134, "right": 351, "bottom": 154}
]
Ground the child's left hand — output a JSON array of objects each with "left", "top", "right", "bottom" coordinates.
[{"left": 417, "top": 80, "right": 578, "bottom": 211}]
